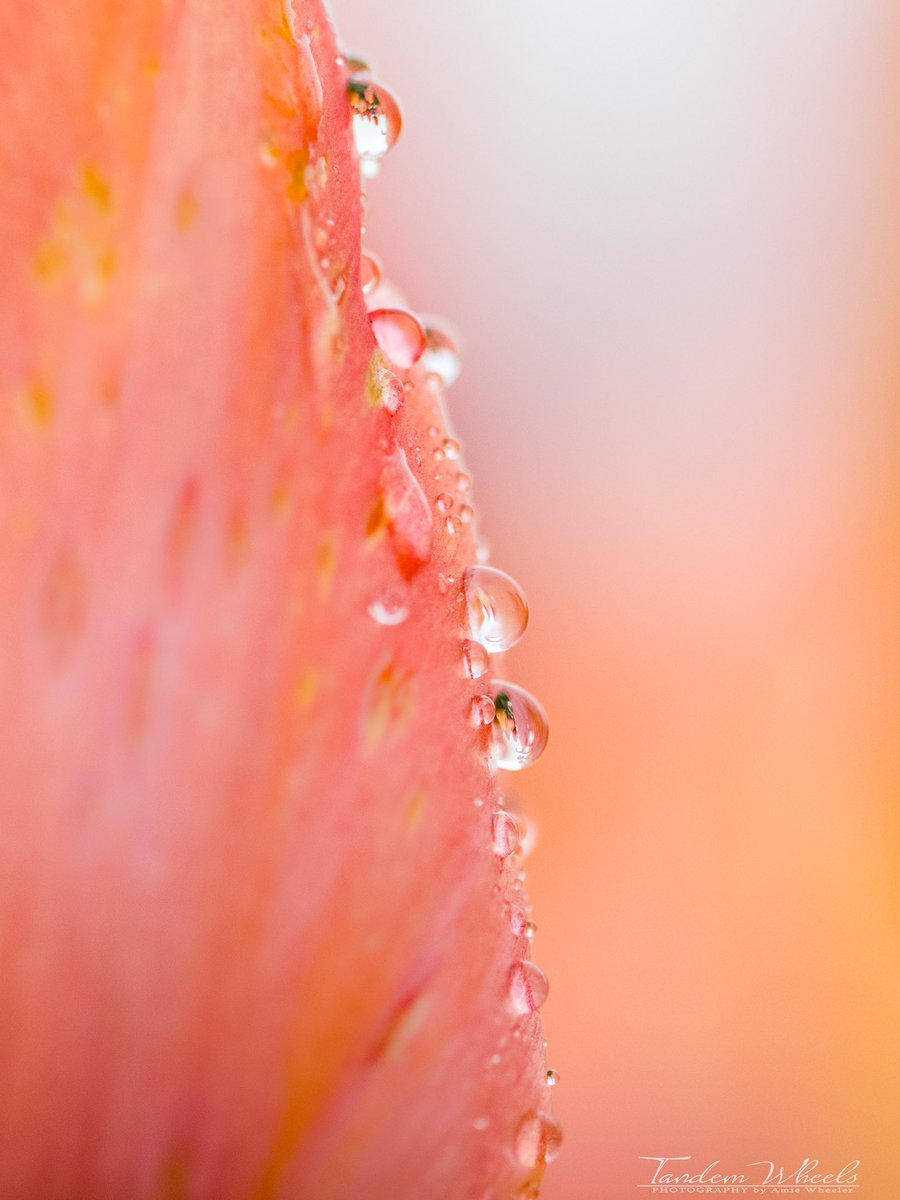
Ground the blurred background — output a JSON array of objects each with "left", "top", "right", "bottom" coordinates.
[{"left": 333, "top": 2, "right": 900, "bottom": 1196}]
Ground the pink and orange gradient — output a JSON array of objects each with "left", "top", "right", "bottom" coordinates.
[{"left": 336, "top": 0, "right": 900, "bottom": 1195}]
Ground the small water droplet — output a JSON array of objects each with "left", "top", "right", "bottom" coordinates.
[
  {"left": 491, "top": 682, "right": 549, "bottom": 771},
  {"left": 491, "top": 810, "right": 520, "bottom": 858},
  {"left": 473, "top": 1116, "right": 490, "bottom": 1132},
  {"left": 476, "top": 541, "right": 491, "bottom": 564},
  {"left": 524, "top": 919, "right": 537, "bottom": 940},
  {"left": 474, "top": 796, "right": 484, "bottom": 808},
  {"left": 471, "top": 695, "right": 496, "bottom": 727},
  {"left": 437, "top": 572, "right": 456, "bottom": 595},
  {"left": 508, "top": 960, "right": 549, "bottom": 1015},
  {"left": 369, "top": 308, "right": 426, "bottom": 369},
  {"left": 546, "top": 1069, "right": 560, "bottom": 1088},
  {"left": 462, "top": 639, "right": 490, "bottom": 680},
  {"left": 445, "top": 514, "right": 462, "bottom": 536},
  {"left": 514, "top": 1110, "right": 563, "bottom": 1167},
  {"left": 421, "top": 321, "right": 462, "bottom": 386},
  {"left": 464, "top": 566, "right": 528, "bottom": 652},
  {"left": 347, "top": 77, "right": 402, "bottom": 175},
  {"left": 459, "top": 503, "right": 475, "bottom": 525},
  {"left": 508, "top": 902, "right": 528, "bottom": 936},
  {"left": 432, "top": 446, "right": 445, "bottom": 462},
  {"left": 442, "top": 437, "right": 461, "bottom": 460},
  {"left": 512, "top": 812, "right": 538, "bottom": 858},
  {"left": 368, "top": 585, "right": 410, "bottom": 626},
  {"left": 360, "top": 251, "right": 382, "bottom": 296},
  {"left": 435, "top": 493, "right": 453, "bottom": 513},
  {"left": 455, "top": 471, "right": 472, "bottom": 494}
]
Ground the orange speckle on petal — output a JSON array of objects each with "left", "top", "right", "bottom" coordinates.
[
  {"left": 315, "top": 531, "right": 337, "bottom": 600},
  {"left": 42, "top": 549, "right": 87, "bottom": 663},
  {"left": 365, "top": 656, "right": 416, "bottom": 752},
  {"left": 24, "top": 380, "right": 55, "bottom": 428}
]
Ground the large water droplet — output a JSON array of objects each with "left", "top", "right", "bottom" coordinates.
[
  {"left": 508, "top": 960, "right": 549, "bottom": 1014},
  {"left": 464, "top": 566, "right": 528, "bottom": 652},
  {"left": 347, "top": 77, "right": 402, "bottom": 177},
  {"left": 492, "top": 810, "right": 520, "bottom": 858},
  {"left": 491, "top": 682, "right": 549, "bottom": 771},
  {"left": 514, "top": 1111, "right": 563, "bottom": 1167},
  {"left": 421, "top": 320, "right": 462, "bottom": 386},
  {"left": 369, "top": 308, "right": 426, "bottom": 370},
  {"left": 462, "top": 639, "right": 490, "bottom": 680}
]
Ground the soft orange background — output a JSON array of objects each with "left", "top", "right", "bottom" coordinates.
[{"left": 334, "top": 2, "right": 900, "bottom": 1196}]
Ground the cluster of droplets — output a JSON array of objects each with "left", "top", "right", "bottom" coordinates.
[
  {"left": 341, "top": 44, "right": 559, "bottom": 1174},
  {"left": 463, "top": 566, "right": 549, "bottom": 772}
]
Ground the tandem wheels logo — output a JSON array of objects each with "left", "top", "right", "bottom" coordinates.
[{"left": 638, "top": 1156, "right": 861, "bottom": 1196}]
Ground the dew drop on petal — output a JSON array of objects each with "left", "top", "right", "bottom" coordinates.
[
  {"left": 445, "top": 514, "right": 462, "bottom": 536},
  {"left": 546, "top": 1069, "right": 560, "bottom": 1088},
  {"left": 360, "top": 250, "right": 382, "bottom": 296},
  {"left": 491, "top": 810, "right": 520, "bottom": 858},
  {"left": 435, "top": 493, "right": 453, "bottom": 513},
  {"left": 442, "top": 437, "right": 461, "bottom": 460},
  {"left": 455, "top": 471, "right": 472, "bottom": 494},
  {"left": 524, "top": 919, "right": 537, "bottom": 940},
  {"left": 462, "top": 639, "right": 490, "bottom": 680},
  {"left": 471, "top": 694, "right": 496, "bottom": 727},
  {"left": 347, "top": 77, "right": 403, "bottom": 172},
  {"left": 508, "top": 960, "right": 549, "bottom": 1015},
  {"left": 491, "top": 682, "right": 549, "bottom": 771},
  {"left": 508, "top": 902, "right": 528, "bottom": 936},
  {"left": 514, "top": 1111, "right": 563, "bottom": 1167},
  {"left": 464, "top": 566, "right": 529, "bottom": 652},
  {"left": 368, "top": 584, "right": 410, "bottom": 626},
  {"left": 459, "top": 503, "right": 475, "bottom": 525},
  {"left": 369, "top": 308, "right": 426, "bottom": 369},
  {"left": 421, "top": 321, "right": 462, "bottom": 386}
]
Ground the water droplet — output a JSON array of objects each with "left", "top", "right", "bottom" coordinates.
[
  {"left": 471, "top": 695, "right": 496, "bottom": 727},
  {"left": 347, "top": 77, "right": 402, "bottom": 176},
  {"left": 473, "top": 1116, "right": 490, "bottom": 1132},
  {"left": 476, "top": 541, "right": 491, "bottom": 564},
  {"left": 546, "top": 1069, "right": 560, "bottom": 1088},
  {"left": 421, "top": 321, "right": 462, "bottom": 386},
  {"left": 442, "top": 437, "right": 461, "bottom": 460},
  {"left": 435, "top": 493, "right": 453, "bottom": 513},
  {"left": 491, "top": 682, "right": 549, "bottom": 770},
  {"left": 455, "top": 471, "right": 472, "bottom": 494},
  {"left": 459, "top": 503, "right": 475, "bottom": 525},
  {"left": 369, "top": 308, "right": 426, "bottom": 369},
  {"left": 524, "top": 919, "right": 537, "bottom": 940},
  {"left": 368, "top": 585, "right": 410, "bottom": 626},
  {"left": 462, "top": 639, "right": 490, "bottom": 680},
  {"left": 464, "top": 566, "right": 528, "bottom": 652},
  {"left": 512, "top": 812, "right": 538, "bottom": 859},
  {"left": 432, "top": 446, "right": 445, "bottom": 462},
  {"left": 445, "top": 514, "right": 462, "bottom": 536},
  {"left": 514, "top": 1111, "right": 563, "bottom": 1167},
  {"left": 508, "top": 902, "right": 528, "bottom": 936},
  {"left": 491, "top": 810, "right": 520, "bottom": 858},
  {"left": 437, "top": 572, "right": 456, "bottom": 596},
  {"left": 508, "top": 960, "right": 549, "bottom": 1014},
  {"left": 360, "top": 251, "right": 382, "bottom": 296}
]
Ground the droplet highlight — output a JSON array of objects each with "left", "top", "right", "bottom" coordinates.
[
  {"left": 464, "top": 566, "right": 528, "bottom": 652},
  {"left": 491, "top": 682, "right": 549, "bottom": 771},
  {"left": 514, "top": 1111, "right": 563, "bottom": 1167},
  {"left": 508, "top": 960, "right": 549, "bottom": 1014}
]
